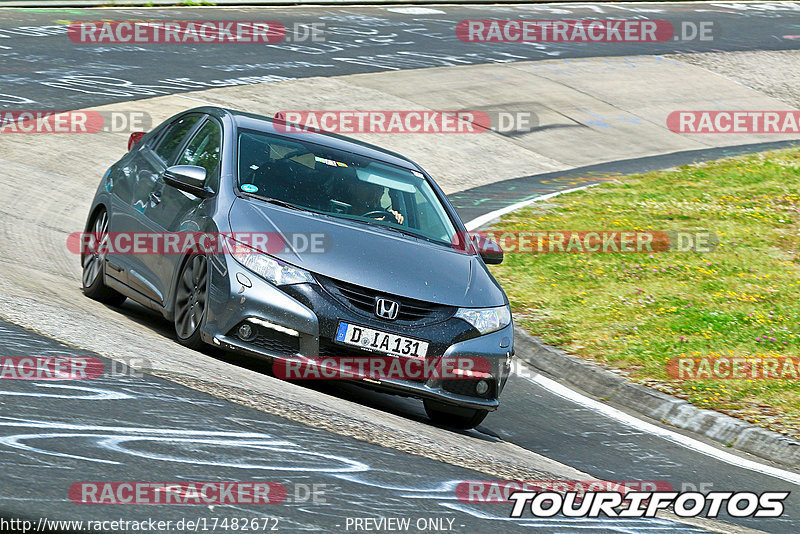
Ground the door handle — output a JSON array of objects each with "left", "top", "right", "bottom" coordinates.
[{"left": 149, "top": 190, "right": 162, "bottom": 205}]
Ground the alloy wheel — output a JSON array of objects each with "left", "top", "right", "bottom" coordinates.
[
  {"left": 82, "top": 210, "right": 108, "bottom": 288},
  {"left": 174, "top": 255, "right": 208, "bottom": 339}
]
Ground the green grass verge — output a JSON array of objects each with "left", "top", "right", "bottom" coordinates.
[{"left": 488, "top": 147, "right": 800, "bottom": 438}]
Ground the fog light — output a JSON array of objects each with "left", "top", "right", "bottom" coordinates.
[
  {"left": 237, "top": 323, "right": 254, "bottom": 340},
  {"left": 475, "top": 380, "right": 489, "bottom": 396}
]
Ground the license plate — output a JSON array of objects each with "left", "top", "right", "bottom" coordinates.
[{"left": 335, "top": 322, "right": 429, "bottom": 359}]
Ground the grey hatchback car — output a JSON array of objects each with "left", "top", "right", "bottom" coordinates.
[{"left": 81, "top": 107, "right": 513, "bottom": 429}]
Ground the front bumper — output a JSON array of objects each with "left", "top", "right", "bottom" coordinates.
[{"left": 202, "top": 253, "right": 513, "bottom": 411}]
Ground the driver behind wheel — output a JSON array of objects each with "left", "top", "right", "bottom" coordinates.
[{"left": 350, "top": 180, "right": 404, "bottom": 225}]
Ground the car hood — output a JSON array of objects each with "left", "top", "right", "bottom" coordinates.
[{"left": 228, "top": 197, "right": 507, "bottom": 307}]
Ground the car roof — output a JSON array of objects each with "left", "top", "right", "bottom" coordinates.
[{"left": 196, "top": 106, "right": 422, "bottom": 172}]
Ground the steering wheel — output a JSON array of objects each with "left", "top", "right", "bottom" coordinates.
[
  {"left": 278, "top": 148, "right": 306, "bottom": 161},
  {"left": 362, "top": 208, "right": 403, "bottom": 224}
]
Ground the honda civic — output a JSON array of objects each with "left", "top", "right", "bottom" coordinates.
[{"left": 81, "top": 106, "right": 513, "bottom": 429}]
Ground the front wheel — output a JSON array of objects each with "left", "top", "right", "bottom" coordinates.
[
  {"left": 424, "top": 400, "right": 488, "bottom": 430},
  {"left": 174, "top": 255, "right": 208, "bottom": 350},
  {"left": 81, "top": 209, "right": 126, "bottom": 306}
]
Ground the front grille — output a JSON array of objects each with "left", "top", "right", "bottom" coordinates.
[
  {"left": 317, "top": 276, "right": 454, "bottom": 323},
  {"left": 442, "top": 378, "right": 496, "bottom": 399}
]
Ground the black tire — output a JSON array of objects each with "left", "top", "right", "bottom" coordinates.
[
  {"left": 423, "top": 399, "right": 489, "bottom": 430},
  {"left": 81, "top": 209, "right": 126, "bottom": 306},
  {"left": 174, "top": 254, "right": 209, "bottom": 350}
]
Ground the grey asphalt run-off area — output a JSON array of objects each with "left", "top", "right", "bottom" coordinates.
[{"left": 1, "top": 2, "right": 800, "bottom": 534}]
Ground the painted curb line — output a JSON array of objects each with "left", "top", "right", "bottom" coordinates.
[{"left": 513, "top": 324, "right": 800, "bottom": 469}]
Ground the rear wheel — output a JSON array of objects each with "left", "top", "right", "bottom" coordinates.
[
  {"left": 174, "top": 255, "right": 208, "bottom": 350},
  {"left": 81, "top": 209, "right": 126, "bottom": 306},
  {"left": 424, "top": 400, "right": 488, "bottom": 430}
]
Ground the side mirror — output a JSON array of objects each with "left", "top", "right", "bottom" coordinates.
[
  {"left": 473, "top": 234, "right": 504, "bottom": 265},
  {"left": 480, "top": 248, "right": 504, "bottom": 265},
  {"left": 128, "top": 131, "right": 146, "bottom": 151},
  {"left": 163, "top": 165, "right": 212, "bottom": 198}
]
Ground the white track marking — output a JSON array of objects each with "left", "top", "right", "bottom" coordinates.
[
  {"left": 464, "top": 184, "right": 598, "bottom": 231},
  {"left": 386, "top": 8, "right": 445, "bottom": 15},
  {"left": 525, "top": 373, "right": 800, "bottom": 485},
  {"left": 175, "top": 94, "right": 218, "bottom": 106}
]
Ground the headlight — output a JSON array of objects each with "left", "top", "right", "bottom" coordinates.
[
  {"left": 223, "top": 236, "right": 314, "bottom": 286},
  {"left": 454, "top": 305, "right": 511, "bottom": 335}
]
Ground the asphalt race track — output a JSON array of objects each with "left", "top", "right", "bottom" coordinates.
[
  {"left": 1, "top": 2, "right": 800, "bottom": 534},
  {"left": 0, "top": 319, "right": 715, "bottom": 534},
  {"left": 1, "top": 3, "right": 800, "bottom": 111}
]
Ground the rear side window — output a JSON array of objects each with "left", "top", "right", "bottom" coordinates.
[
  {"left": 153, "top": 115, "right": 201, "bottom": 163},
  {"left": 176, "top": 120, "right": 222, "bottom": 180}
]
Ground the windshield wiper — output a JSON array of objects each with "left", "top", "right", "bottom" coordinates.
[
  {"left": 343, "top": 216, "right": 444, "bottom": 245},
  {"left": 240, "top": 192, "right": 305, "bottom": 212}
]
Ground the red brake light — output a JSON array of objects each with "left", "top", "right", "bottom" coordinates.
[{"left": 128, "top": 131, "right": 146, "bottom": 151}]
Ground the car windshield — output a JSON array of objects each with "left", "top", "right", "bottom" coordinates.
[{"left": 237, "top": 128, "right": 458, "bottom": 246}]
